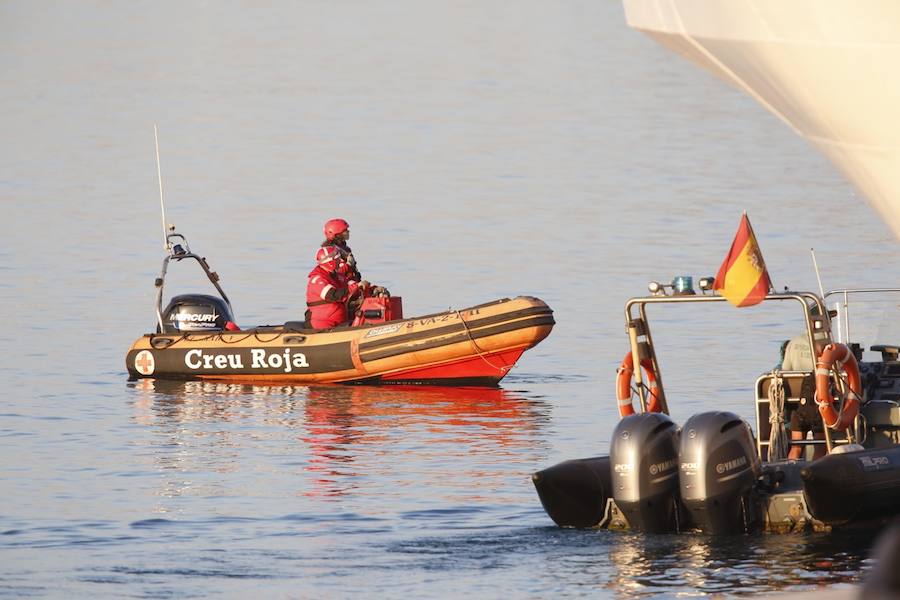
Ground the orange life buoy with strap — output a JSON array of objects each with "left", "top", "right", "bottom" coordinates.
[
  {"left": 815, "top": 343, "right": 861, "bottom": 431},
  {"left": 616, "top": 351, "right": 662, "bottom": 417}
]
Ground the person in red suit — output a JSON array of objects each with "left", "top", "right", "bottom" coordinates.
[
  {"left": 305, "top": 246, "right": 365, "bottom": 329},
  {"left": 321, "top": 218, "right": 361, "bottom": 283}
]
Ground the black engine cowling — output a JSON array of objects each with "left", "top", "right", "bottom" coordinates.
[
  {"left": 610, "top": 412, "right": 681, "bottom": 533},
  {"left": 678, "top": 411, "right": 761, "bottom": 534},
  {"left": 160, "top": 294, "right": 235, "bottom": 333}
]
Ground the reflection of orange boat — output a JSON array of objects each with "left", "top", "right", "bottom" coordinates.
[
  {"left": 125, "top": 231, "right": 554, "bottom": 386},
  {"left": 130, "top": 380, "right": 547, "bottom": 499},
  {"left": 304, "top": 384, "right": 544, "bottom": 431},
  {"left": 133, "top": 379, "right": 542, "bottom": 433},
  {"left": 301, "top": 385, "right": 546, "bottom": 497}
]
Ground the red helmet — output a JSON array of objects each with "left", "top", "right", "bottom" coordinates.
[
  {"left": 316, "top": 245, "right": 341, "bottom": 272},
  {"left": 324, "top": 218, "right": 349, "bottom": 241}
]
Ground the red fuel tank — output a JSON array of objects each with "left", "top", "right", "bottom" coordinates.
[{"left": 353, "top": 296, "right": 403, "bottom": 326}]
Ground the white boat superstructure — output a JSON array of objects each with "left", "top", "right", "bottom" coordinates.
[{"left": 623, "top": 0, "right": 900, "bottom": 239}]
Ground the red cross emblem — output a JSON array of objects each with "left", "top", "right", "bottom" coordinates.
[{"left": 135, "top": 350, "right": 155, "bottom": 376}]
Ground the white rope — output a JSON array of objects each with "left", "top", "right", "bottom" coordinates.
[{"left": 768, "top": 372, "right": 790, "bottom": 461}]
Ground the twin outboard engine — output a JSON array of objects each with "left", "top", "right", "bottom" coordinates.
[
  {"left": 537, "top": 411, "right": 766, "bottom": 534},
  {"left": 678, "top": 411, "right": 761, "bottom": 534},
  {"left": 610, "top": 412, "right": 681, "bottom": 533},
  {"left": 160, "top": 294, "right": 235, "bottom": 333}
]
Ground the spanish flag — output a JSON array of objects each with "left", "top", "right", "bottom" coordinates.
[{"left": 714, "top": 213, "right": 772, "bottom": 307}]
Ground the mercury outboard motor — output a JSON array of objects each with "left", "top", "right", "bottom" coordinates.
[
  {"left": 678, "top": 411, "right": 761, "bottom": 534},
  {"left": 610, "top": 412, "right": 681, "bottom": 533},
  {"left": 160, "top": 294, "right": 235, "bottom": 333}
]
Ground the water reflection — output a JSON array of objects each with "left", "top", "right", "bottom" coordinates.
[
  {"left": 128, "top": 380, "right": 549, "bottom": 501},
  {"left": 605, "top": 531, "right": 868, "bottom": 597}
]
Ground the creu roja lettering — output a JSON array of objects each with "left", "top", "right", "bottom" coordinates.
[{"left": 184, "top": 348, "right": 310, "bottom": 373}]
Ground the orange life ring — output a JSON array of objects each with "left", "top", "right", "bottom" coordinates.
[
  {"left": 815, "top": 343, "right": 861, "bottom": 431},
  {"left": 616, "top": 352, "right": 661, "bottom": 417}
]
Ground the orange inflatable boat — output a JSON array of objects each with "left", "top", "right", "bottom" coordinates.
[{"left": 125, "top": 230, "right": 554, "bottom": 386}]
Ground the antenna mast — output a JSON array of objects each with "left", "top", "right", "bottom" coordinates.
[
  {"left": 810, "top": 246, "right": 842, "bottom": 339},
  {"left": 810, "top": 248, "right": 825, "bottom": 298},
  {"left": 154, "top": 124, "right": 170, "bottom": 250}
]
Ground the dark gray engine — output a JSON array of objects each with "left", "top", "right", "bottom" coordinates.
[
  {"left": 610, "top": 412, "right": 681, "bottom": 533},
  {"left": 160, "top": 294, "right": 235, "bottom": 333},
  {"left": 678, "top": 411, "right": 761, "bottom": 534}
]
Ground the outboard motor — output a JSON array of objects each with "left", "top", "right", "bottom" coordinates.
[
  {"left": 610, "top": 412, "right": 681, "bottom": 533},
  {"left": 160, "top": 294, "right": 235, "bottom": 333},
  {"left": 678, "top": 411, "right": 761, "bottom": 534}
]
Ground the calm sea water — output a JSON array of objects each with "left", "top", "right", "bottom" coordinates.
[{"left": 3, "top": 1, "right": 900, "bottom": 598}]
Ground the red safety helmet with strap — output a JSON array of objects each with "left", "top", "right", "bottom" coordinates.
[
  {"left": 316, "top": 245, "right": 342, "bottom": 272},
  {"left": 324, "top": 218, "right": 350, "bottom": 242}
]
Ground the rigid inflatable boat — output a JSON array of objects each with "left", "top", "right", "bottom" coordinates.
[
  {"left": 533, "top": 281, "right": 900, "bottom": 533},
  {"left": 126, "top": 230, "right": 554, "bottom": 385}
]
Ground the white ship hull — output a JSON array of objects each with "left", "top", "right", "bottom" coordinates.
[{"left": 624, "top": 0, "right": 900, "bottom": 238}]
